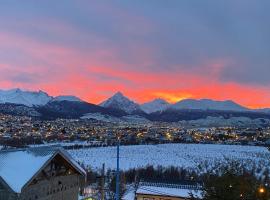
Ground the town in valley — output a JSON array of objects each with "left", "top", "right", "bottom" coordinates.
[{"left": 1, "top": 0, "right": 270, "bottom": 199}]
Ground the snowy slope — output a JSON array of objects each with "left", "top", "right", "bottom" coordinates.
[
  {"left": 0, "top": 88, "right": 84, "bottom": 107},
  {"left": 81, "top": 113, "right": 122, "bottom": 123},
  {"left": 100, "top": 92, "right": 141, "bottom": 114},
  {"left": 0, "top": 88, "right": 52, "bottom": 107},
  {"left": 81, "top": 113, "right": 149, "bottom": 123},
  {"left": 179, "top": 116, "right": 270, "bottom": 127},
  {"left": 171, "top": 99, "right": 248, "bottom": 111},
  {"left": 141, "top": 98, "right": 170, "bottom": 113},
  {"left": 52, "top": 95, "right": 82, "bottom": 102},
  {"left": 69, "top": 143, "right": 270, "bottom": 177}
]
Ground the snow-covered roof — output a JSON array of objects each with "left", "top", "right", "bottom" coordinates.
[
  {"left": 0, "top": 147, "right": 86, "bottom": 193},
  {"left": 136, "top": 182, "right": 202, "bottom": 199}
]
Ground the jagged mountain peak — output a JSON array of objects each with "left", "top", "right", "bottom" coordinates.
[
  {"left": 0, "top": 88, "right": 85, "bottom": 107},
  {"left": 114, "top": 91, "right": 124, "bottom": 96},
  {"left": 110, "top": 91, "right": 128, "bottom": 100},
  {"left": 141, "top": 98, "right": 170, "bottom": 114},
  {"left": 100, "top": 92, "right": 141, "bottom": 114},
  {"left": 0, "top": 88, "right": 52, "bottom": 107},
  {"left": 101, "top": 92, "right": 131, "bottom": 103}
]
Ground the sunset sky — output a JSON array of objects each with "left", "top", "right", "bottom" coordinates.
[{"left": 0, "top": 1, "right": 269, "bottom": 108}]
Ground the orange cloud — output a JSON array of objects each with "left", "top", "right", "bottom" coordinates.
[
  {"left": 148, "top": 91, "right": 193, "bottom": 103},
  {"left": 0, "top": 29, "right": 270, "bottom": 109}
]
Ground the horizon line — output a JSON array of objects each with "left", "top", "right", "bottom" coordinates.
[{"left": 0, "top": 87, "right": 268, "bottom": 110}]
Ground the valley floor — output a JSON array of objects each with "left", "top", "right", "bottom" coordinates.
[{"left": 68, "top": 143, "right": 270, "bottom": 178}]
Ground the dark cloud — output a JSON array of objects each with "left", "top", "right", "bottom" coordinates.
[
  {"left": 9, "top": 73, "right": 41, "bottom": 84},
  {"left": 0, "top": 0, "right": 269, "bottom": 86}
]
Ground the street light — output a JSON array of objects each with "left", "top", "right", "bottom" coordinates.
[
  {"left": 115, "top": 136, "right": 120, "bottom": 200},
  {"left": 257, "top": 185, "right": 266, "bottom": 200},
  {"left": 259, "top": 187, "right": 265, "bottom": 194}
]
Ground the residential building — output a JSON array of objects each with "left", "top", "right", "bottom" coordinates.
[
  {"left": 0, "top": 147, "right": 86, "bottom": 200},
  {"left": 123, "top": 182, "right": 202, "bottom": 200}
]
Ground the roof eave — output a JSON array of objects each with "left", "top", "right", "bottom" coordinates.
[{"left": 22, "top": 149, "right": 86, "bottom": 192}]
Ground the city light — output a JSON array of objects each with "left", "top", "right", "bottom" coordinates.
[{"left": 259, "top": 187, "right": 265, "bottom": 194}]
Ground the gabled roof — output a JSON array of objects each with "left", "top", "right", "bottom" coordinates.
[
  {"left": 136, "top": 182, "right": 202, "bottom": 199},
  {"left": 0, "top": 147, "right": 86, "bottom": 193}
]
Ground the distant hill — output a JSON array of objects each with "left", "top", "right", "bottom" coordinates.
[
  {"left": 170, "top": 99, "right": 248, "bottom": 112},
  {"left": 147, "top": 109, "right": 270, "bottom": 122},
  {"left": 36, "top": 101, "right": 127, "bottom": 120},
  {"left": 141, "top": 98, "right": 170, "bottom": 114}
]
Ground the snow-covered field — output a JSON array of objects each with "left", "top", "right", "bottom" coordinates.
[{"left": 69, "top": 144, "right": 270, "bottom": 176}]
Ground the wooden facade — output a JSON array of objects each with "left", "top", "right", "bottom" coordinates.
[
  {"left": 0, "top": 148, "right": 86, "bottom": 200},
  {"left": 0, "top": 177, "right": 18, "bottom": 200}
]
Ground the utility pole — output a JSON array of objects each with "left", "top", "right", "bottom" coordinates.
[
  {"left": 115, "top": 137, "right": 120, "bottom": 200},
  {"left": 101, "top": 163, "right": 105, "bottom": 200}
]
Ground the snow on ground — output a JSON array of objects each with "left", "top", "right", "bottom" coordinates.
[
  {"left": 69, "top": 144, "right": 270, "bottom": 176},
  {"left": 122, "top": 186, "right": 136, "bottom": 200},
  {"left": 29, "top": 141, "right": 89, "bottom": 148}
]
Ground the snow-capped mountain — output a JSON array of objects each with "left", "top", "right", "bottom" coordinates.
[
  {"left": 51, "top": 95, "right": 82, "bottom": 102},
  {"left": 0, "top": 88, "right": 269, "bottom": 122},
  {"left": 254, "top": 108, "right": 270, "bottom": 113},
  {"left": 141, "top": 98, "right": 170, "bottom": 114},
  {"left": 0, "top": 88, "right": 52, "bottom": 107},
  {"left": 171, "top": 99, "right": 248, "bottom": 111},
  {"left": 99, "top": 92, "right": 141, "bottom": 114},
  {"left": 0, "top": 89, "right": 84, "bottom": 107}
]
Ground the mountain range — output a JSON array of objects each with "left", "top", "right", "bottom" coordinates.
[
  {"left": 0, "top": 88, "right": 269, "bottom": 124},
  {"left": 0, "top": 88, "right": 82, "bottom": 107}
]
